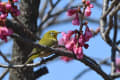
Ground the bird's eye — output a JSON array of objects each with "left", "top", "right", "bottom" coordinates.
[{"left": 50, "top": 32, "right": 54, "bottom": 36}]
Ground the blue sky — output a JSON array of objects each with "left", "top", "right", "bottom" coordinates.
[{"left": 0, "top": 0, "right": 120, "bottom": 80}]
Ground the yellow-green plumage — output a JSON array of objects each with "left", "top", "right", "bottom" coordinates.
[{"left": 25, "top": 30, "right": 60, "bottom": 64}]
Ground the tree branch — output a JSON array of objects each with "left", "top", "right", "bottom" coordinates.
[
  {"left": 0, "top": 69, "right": 9, "bottom": 80},
  {"left": 34, "top": 66, "right": 48, "bottom": 79},
  {"left": 0, "top": 33, "right": 113, "bottom": 80},
  {"left": 0, "top": 51, "right": 10, "bottom": 63}
]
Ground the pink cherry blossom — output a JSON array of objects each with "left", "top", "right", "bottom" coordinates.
[
  {"left": 72, "top": 14, "right": 80, "bottom": 25},
  {"left": 0, "top": 27, "right": 13, "bottom": 42},
  {"left": 0, "top": 14, "right": 8, "bottom": 19},
  {"left": 66, "top": 8, "right": 80, "bottom": 26},
  {"left": 116, "top": 58, "right": 120, "bottom": 72},
  {"left": 89, "top": 4, "right": 94, "bottom": 8},
  {"left": 73, "top": 45, "right": 78, "bottom": 55},
  {"left": 84, "top": 27, "right": 93, "bottom": 42},
  {"left": 13, "top": 0, "right": 18, "bottom": 2},
  {"left": 65, "top": 40, "right": 75, "bottom": 51},
  {"left": 59, "top": 29, "right": 92, "bottom": 60},
  {"left": 61, "top": 31, "right": 74, "bottom": 44},
  {"left": 61, "top": 32, "right": 70, "bottom": 43},
  {"left": 5, "top": 3, "right": 12, "bottom": 10},
  {"left": 73, "top": 46, "right": 83, "bottom": 59},
  {"left": 66, "top": 9, "right": 77, "bottom": 16},
  {"left": 85, "top": 1, "right": 90, "bottom": 5},
  {"left": 58, "top": 38, "right": 65, "bottom": 45},
  {"left": 85, "top": 7, "right": 91, "bottom": 17},
  {"left": 79, "top": 34, "right": 85, "bottom": 46},
  {"left": 77, "top": 47, "right": 83, "bottom": 59}
]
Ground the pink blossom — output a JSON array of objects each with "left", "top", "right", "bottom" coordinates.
[
  {"left": 85, "top": 1, "right": 90, "bottom": 5},
  {"left": 78, "top": 47, "right": 83, "bottom": 54},
  {"left": 73, "top": 45, "right": 78, "bottom": 55},
  {"left": 58, "top": 38, "right": 65, "bottom": 45},
  {"left": 65, "top": 40, "right": 75, "bottom": 51},
  {"left": 61, "top": 56, "right": 72, "bottom": 62},
  {"left": 73, "top": 46, "right": 83, "bottom": 59},
  {"left": 13, "top": 0, "right": 18, "bottom": 2},
  {"left": 0, "top": 14, "right": 8, "bottom": 19},
  {"left": 71, "top": 37, "right": 77, "bottom": 44},
  {"left": 61, "top": 31, "right": 74, "bottom": 44},
  {"left": 76, "top": 47, "right": 83, "bottom": 59},
  {"left": 72, "top": 14, "right": 80, "bottom": 25},
  {"left": 84, "top": 27, "right": 92, "bottom": 42},
  {"left": 66, "top": 8, "right": 80, "bottom": 26},
  {"left": 85, "top": 7, "right": 91, "bottom": 17},
  {"left": 61, "top": 32, "right": 69, "bottom": 43},
  {"left": 78, "top": 34, "right": 85, "bottom": 46},
  {"left": 5, "top": 3, "right": 12, "bottom": 10},
  {"left": 84, "top": 0, "right": 93, "bottom": 17},
  {"left": 66, "top": 9, "right": 77, "bottom": 16},
  {"left": 0, "top": 3, "right": 4, "bottom": 12},
  {"left": 0, "top": 27, "right": 13, "bottom": 42},
  {"left": 85, "top": 1, "right": 94, "bottom": 8},
  {"left": 116, "top": 58, "right": 120, "bottom": 72},
  {"left": 89, "top": 4, "right": 94, "bottom": 8},
  {"left": 116, "top": 69, "right": 120, "bottom": 72},
  {"left": 59, "top": 29, "right": 92, "bottom": 60}
]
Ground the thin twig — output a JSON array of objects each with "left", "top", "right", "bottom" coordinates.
[
  {"left": 111, "top": 12, "right": 118, "bottom": 75},
  {"left": 101, "top": 0, "right": 117, "bottom": 19},
  {"left": 73, "top": 57, "right": 110, "bottom": 80},
  {"left": 39, "top": 0, "right": 49, "bottom": 19},
  {"left": 0, "top": 51, "right": 10, "bottom": 63},
  {"left": 0, "top": 69, "right": 9, "bottom": 80},
  {"left": 49, "top": 0, "right": 54, "bottom": 9},
  {"left": 38, "top": 0, "right": 61, "bottom": 35},
  {"left": 73, "top": 68, "right": 90, "bottom": 80}
]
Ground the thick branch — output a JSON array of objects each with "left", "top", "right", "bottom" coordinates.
[
  {"left": 34, "top": 67, "right": 48, "bottom": 79},
  {"left": 0, "top": 34, "right": 113, "bottom": 80}
]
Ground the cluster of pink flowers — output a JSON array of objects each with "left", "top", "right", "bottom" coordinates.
[
  {"left": 0, "top": 26, "right": 13, "bottom": 42},
  {"left": 116, "top": 58, "right": 120, "bottom": 72},
  {"left": 0, "top": 0, "right": 20, "bottom": 42},
  {"left": 59, "top": 27, "right": 92, "bottom": 59},
  {"left": 66, "top": 8, "right": 80, "bottom": 25},
  {"left": 84, "top": 1, "right": 93, "bottom": 17},
  {"left": 66, "top": 0, "right": 93, "bottom": 25},
  {"left": 0, "top": 0, "right": 20, "bottom": 19}
]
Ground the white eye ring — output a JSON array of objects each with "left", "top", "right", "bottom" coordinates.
[{"left": 50, "top": 32, "right": 54, "bottom": 36}]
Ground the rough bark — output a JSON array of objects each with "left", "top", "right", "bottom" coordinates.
[{"left": 9, "top": 0, "right": 40, "bottom": 80}]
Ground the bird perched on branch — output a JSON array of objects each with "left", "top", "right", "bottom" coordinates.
[{"left": 25, "top": 30, "right": 60, "bottom": 64}]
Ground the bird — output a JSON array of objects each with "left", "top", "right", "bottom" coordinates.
[{"left": 25, "top": 30, "right": 60, "bottom": 64}]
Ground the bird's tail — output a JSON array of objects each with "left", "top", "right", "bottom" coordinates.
[{"left": 25, "top": 54, "right": 40, "bottom": 64}]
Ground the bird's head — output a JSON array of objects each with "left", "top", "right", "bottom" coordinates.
[{"left": 43, "top": 30, "right": 61, "bottom": 39}]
